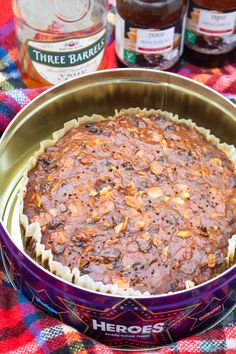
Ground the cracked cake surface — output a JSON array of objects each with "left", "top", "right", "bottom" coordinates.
[{"left": 22, "top": 112, "right": 236, "bottom": 295}]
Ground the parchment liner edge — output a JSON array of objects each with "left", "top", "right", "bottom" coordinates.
[{"left": 18, "top": 108, "right": 236, "bottom": 297}]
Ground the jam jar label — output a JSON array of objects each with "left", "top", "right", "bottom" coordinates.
[
  {"left": 185, "top": 1, "right": 236, "bottom": 54},
  {"left": 136, "top": 27, "right": 175, "bottom": 53},
  {"left": 28, "top": 28, "right": 106, "bottom": 85},
  {"left": 115, "top": 12, "right": 185, "bottom": 70}
]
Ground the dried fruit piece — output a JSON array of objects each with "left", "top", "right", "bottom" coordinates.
[
  {"left": 208, "top": 254, "right": 216, "bottom": 268},
  {"left": 150, "top": 161, "right": 164, "bottom": 176},
  {"left": 48, "top": 216, "right": 61, "bottom": 230},
  {"left": 176, "top": 230, "right": 193, "bottom": 238},
  {"left": 147, "top": 187, "right": 163, "bottom": 198}
]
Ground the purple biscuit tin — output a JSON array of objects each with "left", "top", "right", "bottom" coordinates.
[{"left": 0, "top": 69, "right": 236, "bottom": 350}]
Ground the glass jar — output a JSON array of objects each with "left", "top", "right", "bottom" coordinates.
[
  {"left": 184, "top": 0, "right": 236, "bottom": 67},
  {"left": 115, "top": 0, "right": 187, "bottom": 71},
  {"left": 12, "top": 0, "right": 108, "bottom": 88}
]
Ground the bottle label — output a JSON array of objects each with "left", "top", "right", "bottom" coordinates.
[
  {"left": 28, "top": 28, "right": 106, "bottom": 85},
  {"left": 115, "top": 12, "right": 185, "bottom": 70},
  {"left": 185, "top": 1, "right": 236, "bottom": 54}
]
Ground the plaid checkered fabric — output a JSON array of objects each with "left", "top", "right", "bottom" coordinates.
[{"left": 0, "top": 0, "right": 236, "bottom": 353}]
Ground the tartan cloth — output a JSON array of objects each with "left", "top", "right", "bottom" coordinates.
[{"left": 0, "top": 1, "right": 236, "bottom": 353}]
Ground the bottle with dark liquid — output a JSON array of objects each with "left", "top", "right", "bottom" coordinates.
[
  {"left": 115, "top": 0, "right": 187, "bottom": 71},
  {"left": 184, "top": 0, "right": 236, "bottom": 67}
]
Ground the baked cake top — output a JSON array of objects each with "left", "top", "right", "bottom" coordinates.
[{"left": 23, "top": 112, "right": 236, "bottom": 295}]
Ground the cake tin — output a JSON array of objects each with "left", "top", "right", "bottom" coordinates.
[{"left": 1, "top": 69, "right": 236, "bottom": 350}]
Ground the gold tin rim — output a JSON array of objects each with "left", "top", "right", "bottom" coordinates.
[{"left": 1, "top": 68, "right": 236, "bottom": 146}]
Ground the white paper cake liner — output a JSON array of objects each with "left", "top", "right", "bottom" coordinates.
[{"left": 18, "top": 108, "right": 236, "bottom": 297}]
